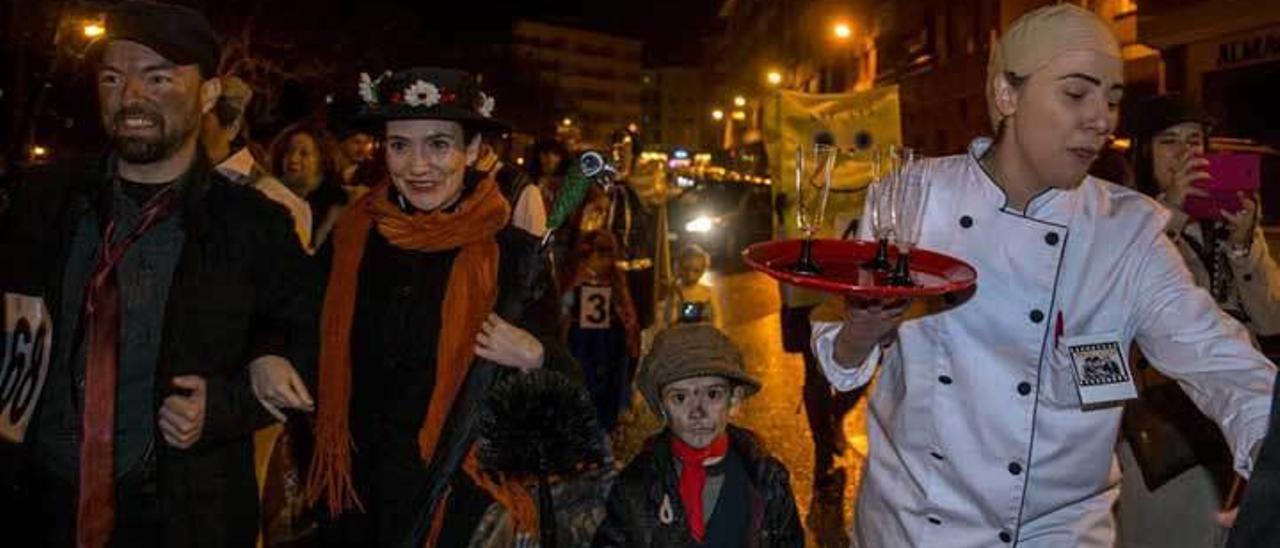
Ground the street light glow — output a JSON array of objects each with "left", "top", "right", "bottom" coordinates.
[
  {"left": 833, "top": 22, "right": 853, "bottom": 39},
  {"left": 766, "top": 71, "right": 783, "bottom": 85},
  {"left": 733, "top": 95, "right": 746, "bottom": 107},
  {"left": 561, "top": 117, "right": 573, "bottom": 127},
  {"left": 83, "top": 23, "right": 106, "bottom": 38},
  {"left": 711, "top": 109, "right": 725, "bottom": 121},
  {"left": 732, "top": 110, "right": 746, "bottom": 121},
  {"left": 31, "top": 145, "right": 49, "bottom": 157}
]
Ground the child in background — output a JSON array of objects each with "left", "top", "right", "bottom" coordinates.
[
  {"left": 661, "top": 244, "right": 722, "bottom": 329},
  {"left": 562, "top": 230, "right": 640, "bottom": 431}
]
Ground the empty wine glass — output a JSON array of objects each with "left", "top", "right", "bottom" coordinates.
[
  {"left": 792, "top": 142, "right": 837, "bottom": 275},
  {"left": 862, "top": 147, "right": 896, "bottom": 270},
  {"left": 888, "top": 149, "right": 930, "bottom": 286}
]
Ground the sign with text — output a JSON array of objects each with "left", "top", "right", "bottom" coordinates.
[{"left": 0, "top": 293, "right": 53, "bottom": 443}]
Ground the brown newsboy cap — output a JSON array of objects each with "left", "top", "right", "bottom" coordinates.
[{"left": 637, "top": 324, "right": 761, "bottom": 416}]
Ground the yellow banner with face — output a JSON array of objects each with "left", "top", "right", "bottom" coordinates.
[{"left": 762, "top": 85, "right": 902, "bottom": 307}]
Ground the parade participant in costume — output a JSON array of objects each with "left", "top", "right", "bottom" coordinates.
[
  {"left": 202, "top": 75, "right": 313, "bottom": 248},
  {"left": 0, "top": 2, "right": 321, "bottom": 546},
  {"left": 476, "top": 139, "right": 546, "bottom": 237},
  {"left": 811, "top": 5, "right": 1276, "bottom": 547},
  {"left": 304, "top": 67, "right": 577, "bottom": 547},
  {"left": 269, "top": 121, "right": 348, "bottom": 249},
  {"left": 658, "top": 243, "right": 721, "bottom": 329},
  {"left": 561, "top": 230, "right": 640, "bottom": 432},
  {"left": 1116, "top": 94, "right": 1280, "bottom": 548},
  {"left": 605, "top": 128, "right": 657, "bottom": 331},
  {"left": 530, "top": 137, "right": 569, "bottom": 211},
  {"left": 593, "top": 324, "right": 803, "bottom": 547}
]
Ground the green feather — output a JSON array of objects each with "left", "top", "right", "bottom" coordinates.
[{"left": 546, "top": 163, "right": 594, "bottom": 231}]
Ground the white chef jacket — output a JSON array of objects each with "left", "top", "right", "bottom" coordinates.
[{"left": 811, "top": 139, "right": 1276, "bottom": 548}]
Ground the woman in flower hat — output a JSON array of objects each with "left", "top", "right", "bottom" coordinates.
[{"left": 299, "top": 67, "right": 578, "bottom": 547}]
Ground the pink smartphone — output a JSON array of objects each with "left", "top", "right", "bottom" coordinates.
[{"left": 1183, "top": 152, "right": 1261, "bottom": 221}]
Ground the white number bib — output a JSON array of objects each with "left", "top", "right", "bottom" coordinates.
[
  {"left": 0, "top": 293, "right": 53, "bottom": 442},
  {"left": 579, "top": 286, "right": 613, "bottom": 329}
]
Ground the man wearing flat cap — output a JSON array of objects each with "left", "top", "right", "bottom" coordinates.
[
  {"left": 593, "top": 324, "right": 803, "bottom": 547},
  {"left": 0, "top": 2, "right": 321, "bottom": 547}
]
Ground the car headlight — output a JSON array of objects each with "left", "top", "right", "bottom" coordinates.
[{"left": 685, "top": 216, "right": 715, "bottom": 233}]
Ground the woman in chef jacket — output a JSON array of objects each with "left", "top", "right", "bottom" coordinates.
[{"left": 809, "top": 5, "right": 1277, "bottom": 548}]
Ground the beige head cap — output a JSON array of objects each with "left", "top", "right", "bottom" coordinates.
[{"left": 986, "top": 3, "right": 1121, "bottom": 132}]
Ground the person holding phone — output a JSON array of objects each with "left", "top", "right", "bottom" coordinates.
[
  {"left": 1131, "top": 94, "right": 1280, "bottom": 334},
  {"left": 1115, "top": 94, "right": 1280, "bottom": 548},
  {"left": 810, "top": 6, "right": 1276, "bottom": 547}
]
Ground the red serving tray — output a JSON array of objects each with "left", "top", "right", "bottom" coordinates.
[{"left": 742, "top": 239, "right": 978, "bottom": 298}]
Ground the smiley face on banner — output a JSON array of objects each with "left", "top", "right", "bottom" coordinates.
[
  {"left": 0, "top": 293, "right": 53, "bottom": 443},
  {"left": 763, "top": 85, "right": 903, "bottom": 307}
]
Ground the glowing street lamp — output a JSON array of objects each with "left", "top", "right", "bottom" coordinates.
[
  {"left": 833, "top": 22, "right": 853, "bottom": 40},
  {"left": 561, "top": 117, "right": 573, "bottom": 127},
  {"left": 766, "top": 71, "right": 783, "bottom": 86},
  {"left": 711, "top": 109, "right": 725, "bottom": 121},
  {"left": 733, "top": 95, "right": 747, "bottom": 107},
  {"left": 731, "top": 110, "right": 746, "bottom": 121},
  {"left": 30, "top": 145, "right": 49, "bottom": 159},
  {"left": 83, "top": 23, "right": 106, "bottom": 38}
]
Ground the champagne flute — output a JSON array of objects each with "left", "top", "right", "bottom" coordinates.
[
  {"left": 792, "top": 142, "right": 836, "bottom": 275},
  {"left": 862, "top": 147, "right": 895, "bottom": 270},
  {"left": 888, "top": 148, "right": 929, "bottom": 286}
]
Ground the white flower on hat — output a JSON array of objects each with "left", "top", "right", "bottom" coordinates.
[
  {"left": 404, "top": 80, "right": 440, "bottom": 108},
  {"left": 358, "top": 72, "right": 377, "bottom": 105},
  {"left": 477, "top": 92, "right": 496, "bottom": 118}
]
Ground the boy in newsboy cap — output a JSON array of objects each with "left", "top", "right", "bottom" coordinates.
[{"left": 593, "top": 324, "right": 803, "bottom": 547}]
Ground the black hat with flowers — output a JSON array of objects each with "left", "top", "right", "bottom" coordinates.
[{"left": 357, "top": 67, "right": 507, "bottom": 131}]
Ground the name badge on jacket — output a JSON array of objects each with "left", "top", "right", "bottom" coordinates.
[{"left": 1063, "top": 331, "right": 1137, "bottom": 407}]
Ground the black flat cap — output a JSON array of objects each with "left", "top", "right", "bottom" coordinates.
[{"left": 101, "top": 1, "right": 221, "bottom": 77}]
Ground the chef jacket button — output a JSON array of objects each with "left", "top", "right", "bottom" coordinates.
[
  {"left": 959, "top": 215, "right": 974, "bottom": 229},
  {"left": 930, "top": 451, "right": 945, "bottom": 460},
  {"left": 938, "top": 375, "right": 953, "bottom": 385},
  {"left": 1044, "top": 232, "right": 1060, "bottom": 246},
  {"left": 1017, "top": 382, "right": 1032, "bottom": 396},
  {"left": 999, "top": 531, "right": 1013, "bottom": 543},
  {"left": 928, "top": 517, "right": 942, "bottom": 525},
  {"left": 1008, "top": 462, "right": 1023, "bottom": 475},
  {"left": 1029, "top": 309, "right": 1045, "bottom": 324}
]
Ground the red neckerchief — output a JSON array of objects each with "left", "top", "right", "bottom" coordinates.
[{"left": 670, "top": 432, "right": 730, "bottom": 542}]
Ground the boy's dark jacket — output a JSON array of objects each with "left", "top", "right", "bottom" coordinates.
[{"left": 593, "top": 424, "right": 804, "bottom": 547}]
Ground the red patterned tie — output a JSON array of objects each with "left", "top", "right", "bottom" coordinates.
[{"left": 77, "top": 184, "right": 179, "bottom": 548}]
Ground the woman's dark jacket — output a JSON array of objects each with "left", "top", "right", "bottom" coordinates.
[{"left": 316, "top": 187, "right": 579, "bottom": 547}]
